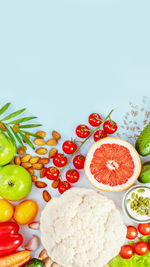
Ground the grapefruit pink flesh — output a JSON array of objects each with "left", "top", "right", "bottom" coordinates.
[
  {"left": 90, "top": 144, "right": 135, "bottom": 186},
  {"left": 84, "top": 137, "right": 141, "bottom": 192}
]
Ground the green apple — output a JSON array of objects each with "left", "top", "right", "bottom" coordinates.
[
  {"left": 0, "top": 165, "right": 32, "bottom": 201},
  {"left": 0, "top": 132, "right": 15, "bottom": 166}
]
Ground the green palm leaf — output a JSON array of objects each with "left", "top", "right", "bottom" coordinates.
[
  {"left": 21, "top": 130, "right": 43, "bottom": 139},
  {"left": 18, "top": 130, "right": 35, "bottom": 149},
  {"left": 0, "top": 103, "right": 42, "bottom": 150},
  {"left": 10, "top": 126, "right": 25, "bottom": 150},
  {"left": 7, "top": 116, "right": 37, "bottom": 125},
  {"left": 2, "top": 124, "right": 17, "bottom": 147},
  {"left": 1, "top": 108, "right": 26, "bottom": 121},
  {"left": 0, "top": 103, "right": 11, "bottom": 116},
  {"left": 17, "top": 124, "right": 42, "bottom": 129}
]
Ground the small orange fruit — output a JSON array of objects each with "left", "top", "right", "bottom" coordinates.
[
  {"left": 14, "top": 200, "right": 39, "bottom": 225},
  {"left": 0, "top": 199, "right": 14, "bottom": 222}
]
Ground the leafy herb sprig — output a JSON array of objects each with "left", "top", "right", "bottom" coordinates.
[{"left": 0, "top": 103, "right": 42, "bottom": 150}]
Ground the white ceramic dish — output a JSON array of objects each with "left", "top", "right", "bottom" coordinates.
[{"left": 122, "top": 185, "right": 150, "bottom": 223}]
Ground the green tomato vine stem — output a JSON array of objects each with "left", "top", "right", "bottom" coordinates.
[{"left": 60, "top": 109, "right": 114, "bottom": 178}]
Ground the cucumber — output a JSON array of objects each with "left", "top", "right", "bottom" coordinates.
[
  {"left": 135, "top": 123, "right": 150, "bottom": 156},
  {"left": 23, "top": 258, "right": 44, "bottom": 267},
  {"left": 138, "top": 161, "right": 150, "bottom": 183}
]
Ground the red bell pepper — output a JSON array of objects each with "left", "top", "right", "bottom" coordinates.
[
  {"left": 0, "top": 222, "right": 23, "bottom": 256},
  {"left": 0, "top": 222, "right": 19, "bottom": 237}
]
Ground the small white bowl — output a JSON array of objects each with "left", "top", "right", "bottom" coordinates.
[{"left": 122, "top": 185, "right": 150, "bottom": 223}]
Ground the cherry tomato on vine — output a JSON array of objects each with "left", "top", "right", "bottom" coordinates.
[
  {"left": 53, "top": 153, "right": 67, "bottom": 167},
  {"left": 103, "top": 120, "right": 118, "bottom": 134},
  {"left": 58, "top": 181, "right": 71, "bottom": 194},
  {"left": 93, "top": 130, "right": 107, "bottom": 142},
  {"left": 62, "top": 140, "right": 77, "bottom": 154},
  {"left": 46, "top": 167, "right": 60, "bottom": 180},
  {"left": 126, "top": 225, "right": 138, "bottom": 240},
  {"left": 119, "top": 245, "right": 133, "bottom": 259},
  {"left": 66, "top": 169, "right": 80, "bottom": 183},
  {"left": 73, "top": 155, "right": 85, "bottom": 169},
  {"left": 138, "top": 223, "right": 150, "bottom": 236},
  {"left": 134, "top": 241, "right": 148, "bottom": 256},
  {"left": 88, "top": 113, "right": 102, "bottom": 127},
  {"left": 76, "top": 125, "right": 90, "bottom": 138}
]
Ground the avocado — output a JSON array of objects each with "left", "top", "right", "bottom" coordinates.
[
  {"left": 23, "top": 258, "right": 44, "bottom": 267},
  {"left": 138, "top": 161, "right": 150, "bottom": 183},
  {"left": 135, "top": 123, "right": 150, "bottom": 156},
  {"left": 109, "top": 251, "right": 150, "bottom": 267}
]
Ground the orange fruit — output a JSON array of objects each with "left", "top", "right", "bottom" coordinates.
[
  {"left": 14, "top": 200, "right": 39, "bottom": 225},
  {"left": 0, "top": 199, "right": 14, "bottom": 222},
  {"left": 84, "top": 137, "right": 141, "bottom": 192}
]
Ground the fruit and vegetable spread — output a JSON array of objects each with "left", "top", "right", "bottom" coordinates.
[{"left": 0, "top": 102, "right": 149, "bottom": 266}]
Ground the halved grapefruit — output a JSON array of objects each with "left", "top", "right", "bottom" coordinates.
[{"left": 84, "top": 137, "right": 141, "bottom": 192}]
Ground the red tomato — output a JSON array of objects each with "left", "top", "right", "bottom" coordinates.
[
  {"left": 134, "top": 241, "right": 148, "bottom": 256},
  {"left": 119, "top": 245, "right": 133, "bottom": 259},
  {"left": 58, "top": 181, "right": 71, "bottom": 194},
  {"left": 0, "top": 233, "right": 23, "bottom": 256},
  {"left": 88, "top": 113, "right": 102, "bottom": 127},
  {"left": 46, "top": 167, "right": 60, "bottom": 180},
  {"left": 93, "top": 130, "right": 107, "bottom": 142},
  {"left": 73, "top": 155, "right": 85, "bottom": 169},
  {"left": 103, "top": 120, "right": 118, "bottom": 134},
  {"left": 0, "top": 222, "right": 19, "bottom": 237},
  {"left": 126, "top": 225, "right": 138, "bottom": 240},
  {"left": 53, "top": 153, "right": 67, "bottom": 167},
  {"left": 62, "top": 141, "right": 77, "bottom": 154},
  {"left": 138, "top": 223, "right": 150, "bottom": 236},
  {"left": 76, "top": 125, "right": 90, "bottom": 138},
  {"left": 66, "top": 169, "right": 80, "bottom": 183}
]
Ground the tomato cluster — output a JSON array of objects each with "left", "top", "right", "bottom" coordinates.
[
  {"left": 120, "top": 223, "right": 150, "bottom": 259},
  {"left": 45, "top": 112, "right": 118, "bottom": 194}
]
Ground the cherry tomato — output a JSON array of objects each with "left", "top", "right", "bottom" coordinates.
[
  {"left": 58, "top": 181, "right": 71, "bottom": 194},
  {"left": 62, "top": 141, "right": 77, "bottom": 154},
  {"left": 46, "top": 167, "right": 60, "bottom": 180},
  {"left": 126, "top": 225, "right": 138, "bottom": 240},
  {"left": 88, "top": 113, "right": 102, "bottom": 127},
  {"left": 103, "top": 120, "right": 118, "bottom": 134},
  {"left": 134, "top": 241, "right": 148, "bottom": 256},
  {"left": 138, "top": 223, "right": 150, "bottom": 236},
  {"left": 66, "top": 169, "right": 80, "bottom": 183},
  {"left": 53, "top": 153, "right": 67, "bottom": 167},
  {"left": 76, "top": 125, "right": 90, "bottom": 138},
  {"left": 93, "top": 130, "right": 107, "bottom": 142},
  {"left": 119, "top": 245, "right": 134, "bottom": 259},
  {"left": 73, "top": 155, "right": 85, "bottom": 169}
]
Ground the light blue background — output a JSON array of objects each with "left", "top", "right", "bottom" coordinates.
[{"left": 0, "top": 0, "right": 150, "bottom": 134}]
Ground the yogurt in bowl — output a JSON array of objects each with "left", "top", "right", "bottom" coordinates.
[{"left": 122, "top": 185, "right": 150, "bottom": 223}]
